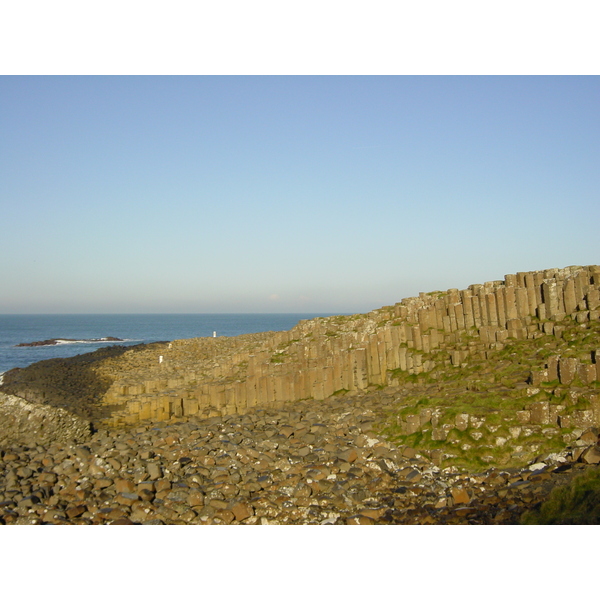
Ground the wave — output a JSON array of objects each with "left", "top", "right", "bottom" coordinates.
[
  {"left": 15, "top": 337, "right": 141, "bottom": 348},
  {"left": 53, "top": 338, "right": 140, "bottom": 346}
]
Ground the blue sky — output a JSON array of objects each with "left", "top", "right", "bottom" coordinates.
[{"left": 1, "top": 76, "right": 599, "bottom": 314}]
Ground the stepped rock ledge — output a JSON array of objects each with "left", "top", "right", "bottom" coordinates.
[{"left": 2, "top": 264, "right": 600, "bottom": 524}]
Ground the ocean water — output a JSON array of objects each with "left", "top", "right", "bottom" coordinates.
[{"left": 0, "top": 313, "right": 342, "bottom": 374}]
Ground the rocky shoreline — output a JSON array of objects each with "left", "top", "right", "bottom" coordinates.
[
  {"left": 0, "top": 342, "right": 165, "bottom": 423},
  {"left": 2, "top": 388, "right": 598, "bottom": 525},
  {"left": 0, "top": 392, "right": 92, "bottom": 447}
]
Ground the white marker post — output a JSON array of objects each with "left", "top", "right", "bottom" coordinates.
[{"left": 213, "top": 331, "right": 216, "bottom": 338}]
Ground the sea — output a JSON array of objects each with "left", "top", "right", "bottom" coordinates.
[{"left": 0, "top": 313, "right": 343, "bottom": 375}]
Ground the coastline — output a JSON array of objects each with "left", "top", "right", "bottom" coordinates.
[
  {"left": 0, "top": 313, "right": 342, "bottom": 374},
  {"left": 3, "top": 266, "right": 600, "bottom": 525}
]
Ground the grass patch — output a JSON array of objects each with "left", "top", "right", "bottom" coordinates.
[
  {"left": 390, "top": 370, "right": 421, "bottom": 384},
  {"left": 521, "top": 467, "right": 600, "bottom": 524},
  {"left": 332, "top": 388, "right": 349, "bottom": 396},
  {"left": 373, "top": 313, "right": 600, "bottom": 472},
  {"left": 277, "top": 339, "right": 299, "bottom": 350}
]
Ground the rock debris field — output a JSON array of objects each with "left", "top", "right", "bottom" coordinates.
[{"left": 1, "top": 388, "right": 597, "bottom": 525}]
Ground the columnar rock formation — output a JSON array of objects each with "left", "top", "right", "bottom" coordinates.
[{"left": 94, "top": 265, "right": 600, "bottom": 428}]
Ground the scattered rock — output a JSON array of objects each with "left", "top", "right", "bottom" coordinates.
[
  {"left": 1, "top": 392, "right": 597, "bottom": 525},
  {"left": 581, "top": 446, "right": 600, "bottom": 464}
]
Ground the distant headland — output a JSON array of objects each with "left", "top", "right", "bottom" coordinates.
[{"left": 15, "top": 336, "right": 124, "bottom": 347}]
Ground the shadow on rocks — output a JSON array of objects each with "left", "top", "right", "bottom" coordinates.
[{"left": 0, "top": 343, "right": 167, "bottom": 424}]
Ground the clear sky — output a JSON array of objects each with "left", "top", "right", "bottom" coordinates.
[{"left": 1, "top": 76, "right": 599, "bottom": 314}]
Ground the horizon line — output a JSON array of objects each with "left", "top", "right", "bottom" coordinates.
[{"left": 0, "top": 311, "right": 359, "bottom": 316}]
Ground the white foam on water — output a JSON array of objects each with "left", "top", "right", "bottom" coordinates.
[{"left": 53, "top": 338, "right": 139, "bottom": 346}]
